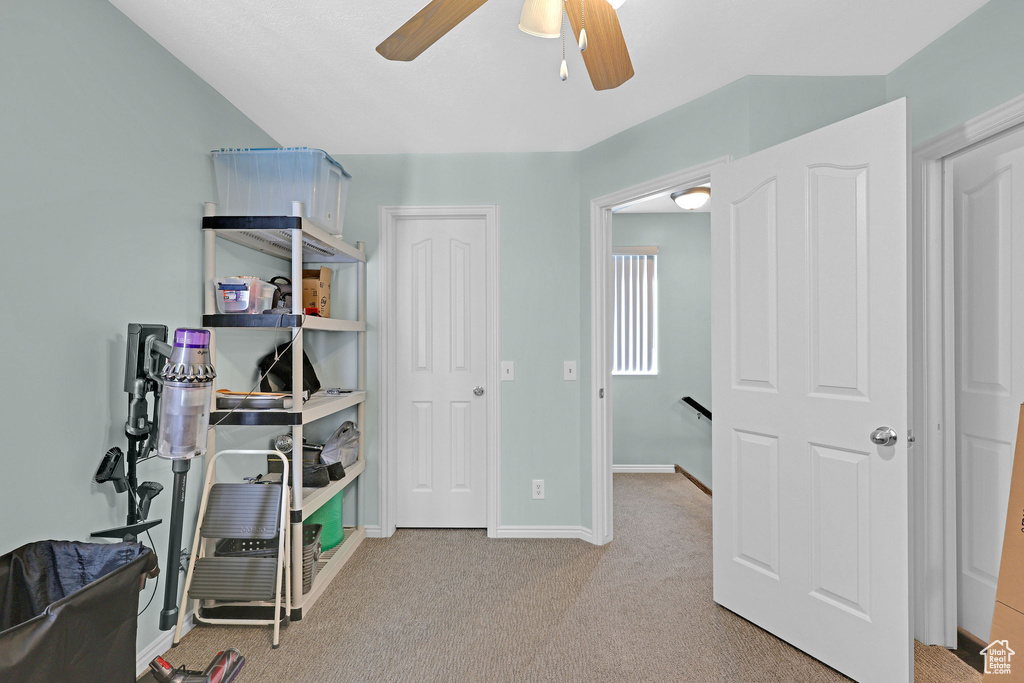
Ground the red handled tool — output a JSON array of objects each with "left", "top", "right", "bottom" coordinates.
[{"left": 149, "top": 648, "right": 245, "bottom": 683}]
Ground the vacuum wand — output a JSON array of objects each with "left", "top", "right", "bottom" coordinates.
[{"left": 159, "top": 459, "right": 191, "bottom": 631}]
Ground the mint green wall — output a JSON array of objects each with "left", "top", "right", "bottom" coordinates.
[
  {"left": 0, "top": 0, "right": 276, "bottom": 660},
  {"left": 887, "top": 0, "right": 1024, "bottom": 145},
  {"left": 748, "top": 77, "right": 887, "bottom": 153},
  {"left": 332, "top": 153, "right": 584, "bottom": 528},
  {"left": 611, "top": 213, "right": 712, "bottom": 484}
]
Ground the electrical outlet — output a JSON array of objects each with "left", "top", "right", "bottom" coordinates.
[
  {"left": 532, "top": 479, "right": 545, "bottom": 499},
  {"left": 501, "top": 361, "right": 515, "bottom": 381},
  {"left": 564, "top": 361, "right": 577, "bottom": 381}
]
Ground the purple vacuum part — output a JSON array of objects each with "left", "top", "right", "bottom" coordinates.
[{"left": 173, "top": 328, "right": 211, "bottom": 349}]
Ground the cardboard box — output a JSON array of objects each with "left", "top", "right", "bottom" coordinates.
[
  {"left": 302, "top": 267, "right": 330, "bottom": 317},
  {"left": 986, "top": 404, "right": 1024, "bottom": 680},
  {"left": 995, "top": 406, "right": 1024, "bottom": 611},
  {"left": 985, "top": 602, "right": 1024, "bottom": 680}
]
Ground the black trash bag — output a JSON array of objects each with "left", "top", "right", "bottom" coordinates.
[
  {"left": 257, "top": 342, "right": 321, "bottom": 399},
  {"left": 0, "top": 540, "right": 157, "bottom": 683}
]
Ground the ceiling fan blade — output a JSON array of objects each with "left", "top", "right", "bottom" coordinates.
[
  {"left": 564, "top": 0, "right": 634, "bottom": 91},
  {"left": 377, "top": 0, "right": 491, "bottom": 62}
]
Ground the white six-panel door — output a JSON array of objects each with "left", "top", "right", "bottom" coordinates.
[
  {"left": 711, "top": 99, "right": 911, "bottom": 682},
  {"left": 395, "top": 215, "right": 488, "bottom": 528},
  {"left": 947, "top": 124, "right": 1024, "bottom": 642}
]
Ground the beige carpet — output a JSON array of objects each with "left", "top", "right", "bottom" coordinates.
[{"left": 164, "top": 473, "right": 980, "bottom": 682}]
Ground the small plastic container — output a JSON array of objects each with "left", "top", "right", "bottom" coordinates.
[
  {"left": 257, "top": 281, "right": 276, "bottom": 313},
  {"left": 211, "top": 147, "right": 352, "bottom": 237},
  {"left": 216, "top": 276, "right": 264, "bottom": 314}
]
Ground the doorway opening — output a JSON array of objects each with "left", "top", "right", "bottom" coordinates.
[
  {"left": 609, "top": 186, "right": 713, "bottom": 485},
  {"left": 914, "top": 93, "right": 1024, "bottom": 650},
  {"left": 588, "top": 157, "right": 727, "bottom": 546},
  {"left": 946, "top": 122, "right": 1024, "bottom": 646}
]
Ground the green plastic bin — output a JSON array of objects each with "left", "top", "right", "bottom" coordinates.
[{"left": 306, "top": 490, "right": 344, "bottom": 550}]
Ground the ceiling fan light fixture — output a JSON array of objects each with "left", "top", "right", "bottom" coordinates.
[
  {"left": 670, "top": 187, "right": 712, "bottom": 210},
  {"left": 519, "top": 0, "right": 562, "bottom": 38}
]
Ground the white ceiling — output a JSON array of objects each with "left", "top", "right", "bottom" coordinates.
[
  {"left": 614, "top": 184, "right": 711, "bottom": 213},
  {"left": 107, "top": 0, "right": 987, "bottom": 154}
]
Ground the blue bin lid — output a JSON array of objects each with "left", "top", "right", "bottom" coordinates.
[{"left": 211, "top": 146, "right": 352, "bottom": 179}]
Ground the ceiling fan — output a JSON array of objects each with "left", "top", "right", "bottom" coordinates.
[{"left": 376, "top": 0, "right": 634, "bottom": 91}]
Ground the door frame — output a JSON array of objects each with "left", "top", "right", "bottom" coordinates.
[
  {"left": 377, "top": 205, "right": 501, "bottom": 538},
  {"left": 589, "top": 157, "right": 729, "bottom": 545},
  {"left": 914, "top": 92, "right": 1024, "bottom": 647}
]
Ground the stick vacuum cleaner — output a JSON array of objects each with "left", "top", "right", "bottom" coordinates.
[
  {"left": 149, "top": 648, "right": 244, "bottom": 683},
  {"left": 156, "top": 328, "right": 217, "bottom": 632}
]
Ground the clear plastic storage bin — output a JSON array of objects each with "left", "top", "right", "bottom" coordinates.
[
  {"left": 211, "top": 147, "right": 352, "bottom": 237},
  {"left": 216, "top": 276, "right": 265, "bottom": 314}
]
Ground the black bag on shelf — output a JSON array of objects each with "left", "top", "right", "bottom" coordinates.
[
  {"left": 257, "top": 342, "right": 321, "bottom": 398},
  {"left": 302, "top": 464, "right": 331, "bottom": 488},
  {"left": 323, "top": 461, "right": 346, "bottom": 481}
]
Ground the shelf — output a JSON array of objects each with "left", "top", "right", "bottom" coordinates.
[
  {"left": 291, "top": 526, "right": 365, "bottom": 612},
  {"left": 203, "top": 216, "right": 365, "bottom": 263},
  {"left": 203, "top": 314, "right": 365, "bottom": 332},
  {"left": 199, "top": 205, "right": 368, "bottom": 633},
  {"left": 211, "top": 390, "right": 365, "bottom": 426},
  {"left": 300, "top": 458, "right": 365, "bottom": 521}
]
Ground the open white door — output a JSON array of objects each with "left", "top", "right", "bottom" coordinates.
[{"left": 711, "top": 99, "right": 911, "bottom": 682}]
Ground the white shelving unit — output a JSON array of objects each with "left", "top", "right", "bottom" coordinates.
[{"left": 201, "top": 211, "right": 366, "bottom": 621}]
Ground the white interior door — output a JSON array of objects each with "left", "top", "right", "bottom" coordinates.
[
  {"left": 711, "top": 99, "right": 911, "bottom": 682},
  {"left": 396, "top": 214, "right": 488, "bottom": 528},
  {"left": 948, "top": 124, "right": 1024, "bottom": 642}
]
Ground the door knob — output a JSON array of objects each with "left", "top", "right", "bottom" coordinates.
[
  {"left": 473, "top": 386, "right": 485, "bottom": 397},
  {"left": 870, "top": 426, "right": 898, "bottom": 447}
]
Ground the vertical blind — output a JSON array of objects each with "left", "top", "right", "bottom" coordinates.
[{"left": 613, "top": 247, "right": 658, "bottom": 375}]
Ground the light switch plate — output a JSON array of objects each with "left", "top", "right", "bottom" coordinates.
[
  {"left": 564, "top": 361, "right": 577, "bottom": 381},
  {"left": 501, "top": 361, "right": 515, "bottom": 381}
]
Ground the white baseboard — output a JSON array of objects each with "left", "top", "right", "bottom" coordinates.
[
  {"left": 612, "top": 464, "right": 675, "bottom": 473},
  {"left": 136, "top": 611, "right": 194, "bottom": 677},
  {"left": 364, "top": 525, "right": 384, "bottom": 538},
  {"left": 494, "top": 525, "right": 594, "bottom": 542}
]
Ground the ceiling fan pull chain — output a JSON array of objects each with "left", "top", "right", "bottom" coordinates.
[
  {"left": 560, "top": 4, "right": 568, "bottom": 81},
  {"left": 579, "top": 0, "right": 588, "bottom": 52}
]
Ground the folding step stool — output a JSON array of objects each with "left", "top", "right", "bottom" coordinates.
[{"left": 173, "top": 450, "right": 290, "bottom": 647}]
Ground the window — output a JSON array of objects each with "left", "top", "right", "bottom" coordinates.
[{"left": 613, "top": 246, "right": 658, "bottom": 375}]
